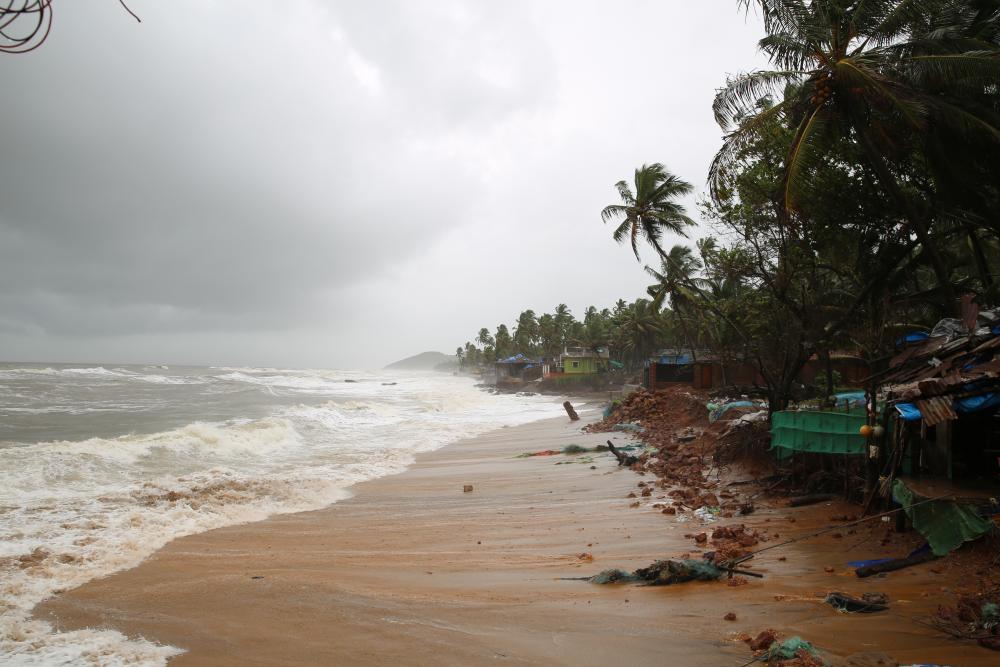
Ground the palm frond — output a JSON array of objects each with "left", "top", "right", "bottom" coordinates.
[
  {"left": 714, "top": 69, "right": 802, "bottom": 129},
  {"left": 784, "top": 103, "right": 832, "bottom": 211}
]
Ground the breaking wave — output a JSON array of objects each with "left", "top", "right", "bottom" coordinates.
[{"left": 0, "top": 368, "right": 562, "bottom": 665}]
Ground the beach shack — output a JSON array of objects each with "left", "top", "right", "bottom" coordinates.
[
  {"left": 864, "top": 310, "right": 1000, "bottom": 554},
  {"left": 495, "top": 353, "right": 543, "bottom": 384},
  {"left": 643, "top": 349, "right": 697, "bottom": 390},
  {"left": 876, "top": 312, "right": 1000, "bottom": 483},
  {"left": 556, "top": 346, "right": 609, "bottom": 375}
]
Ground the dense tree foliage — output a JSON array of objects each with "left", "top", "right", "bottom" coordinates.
[{"left": 456, "top": 1, "right": 999, "bottom": 412}]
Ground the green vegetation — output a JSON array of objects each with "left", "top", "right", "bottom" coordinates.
[{"left": 457, "top": 0, "right": 999, "bottom": 414}]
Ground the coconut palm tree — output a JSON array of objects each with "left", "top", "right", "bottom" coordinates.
[
  {"left": 616, "top": 299, "right": 665, "bottom": 371},
  {"left": 646, "top": 244, "right": 704, "bottom": 359},
  {"left": 476, "top": 328, "right": 494, "bottom": 350},
  {"left": 601, "top": 163, "right": 695, "bottom": 261},
  {"left": 645, "top": 245, "right": 703, "bottom": 312},
  {"left": 494, "top": 324, "right": 513, "bottom": 359},
  {"left": 712, "top": 0, "right": 1000, "bottom": 300}
]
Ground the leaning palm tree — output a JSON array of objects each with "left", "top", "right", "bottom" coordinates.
[
  {"left": 645, "top": 245, "right": 703, "bottom": 312},
  {"left": 601, "top": 163, "right": 695, "bottom": 261},
  {"left": 712, "top": 0, "right": 1000, "bottom": 298},
  {"left": 646, "top": 244, "right": 704, "bottom": 359}
]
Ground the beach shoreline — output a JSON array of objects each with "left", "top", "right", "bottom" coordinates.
[{"left": 35, "top": 406, "right": 998, "bottom": 666}]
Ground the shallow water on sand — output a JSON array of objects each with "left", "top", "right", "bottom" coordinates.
[{"left": 0, "top": 364, "right": 561, "bottom": 665}]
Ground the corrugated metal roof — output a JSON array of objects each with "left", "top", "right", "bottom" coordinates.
[{"left": 914, "top": 396, "right": 957, "bottom": 427}]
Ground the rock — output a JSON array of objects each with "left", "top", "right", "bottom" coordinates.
[
  {"left": 641, "top": 487, "right": 652, "bottom": 497},
  {"left": 748, "top": 629, "right": 777, "bottom": 652},
  {"left": 463, "top": 485, "right": 474, "bottom": 493},
  {"left": 578, "top": 552, "right": 594, "bottom": 562},
  {"left": 662, "top": 507, "right": 676, "bottom": 515},
  {"left": 824, "top": 566, "right": 835, "bottom": 573},
  {"left": 694, "top": 532, "right": 708, "bottom": 544},
  {"left": 724, "top": 612, "right": 737, "bottom": 621}
]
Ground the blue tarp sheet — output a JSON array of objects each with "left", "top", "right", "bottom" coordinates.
[
  {"left": 895, "top": 393, "right": 1000, "bottom": 423},
  {"left": 895, "top": 331, "right": 929, "bottom": 347},
  {"left": 955, "top": 392, "right": 1000, "bottom": 414},
  {"left": 658, "top": 354, "right": 692, "bottom": 365},
  {"left": 896, "top": 403, "right": 922, "bottom": 421}
]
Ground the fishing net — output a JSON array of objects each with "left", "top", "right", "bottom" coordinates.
[{"left": 590, "top": 559, "right": 722, "bottom": 586}]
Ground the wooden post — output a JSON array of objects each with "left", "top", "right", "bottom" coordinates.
[{"left": 563, "top": 401, "right": 580, "bottom": 421}]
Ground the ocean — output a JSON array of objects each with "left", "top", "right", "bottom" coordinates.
[{"left": 0, "top": 364, "right": 562, "bottom": 665}]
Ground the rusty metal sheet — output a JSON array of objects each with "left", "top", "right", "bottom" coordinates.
[{"left": 915, "top": 396, "right": 957, "bottom": 427}]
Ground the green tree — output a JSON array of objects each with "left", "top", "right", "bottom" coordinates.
[
  {"left": 601, "top": 163, "right": 696, "bottom": 261},
  {"left": 512, "top": 310, "right": 540, "bottom": 355},
  {"left": 494, "top": 324, "right": 513, "bottom": 359},
  {"left": 713, "top": 0, "right": 1000, "bottom": 303}
]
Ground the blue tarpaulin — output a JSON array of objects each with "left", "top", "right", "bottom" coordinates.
[
  {"left": 658, "top": 354, "right": 692, "bottom": 365},
  {"left": 895, "top": 403, "right": 922, "bottom": 421},
  {"left": 500, "top": 353, "right": 530, "bottom": 363},
  {"left": 895, "top": 331, "right": 930, "bottom": 347},
  {"left": 955, "top": 392, "right": 1000, "bottom": 414}
]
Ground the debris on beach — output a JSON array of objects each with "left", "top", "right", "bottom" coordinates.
[
  {"left": 563, "top": 401, "right": 580, "bottom": 421},
  {"left": 587, "top": 559, "right": 724, "bottom": 586},
  {"left": 463, "top": 484, "right": 474, "bottom": 493},
  {"left": 513, "top": 449, "right": 561, "bottom": 458},
  {"left": 823, "top": 591, "right": 889, "bottom": 613},
  {"left": 931, "top": 589, "right": 1000, "bottom": 649},
  {"left": 743, "top": 631, "right": 826, "bottom": 666}
]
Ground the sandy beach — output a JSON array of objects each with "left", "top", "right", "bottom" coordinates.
[{"left": 36, "top": 409, "right": 998, "bottom": 666}]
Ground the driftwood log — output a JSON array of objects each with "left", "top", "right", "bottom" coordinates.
[
  {"left": 563, "top": 401, "right": 580, "bottom": 421},
  {"left": 607, "top": 440, "right": 638, "bottom": 466},
  {"left": 855, "top": 550, "right": 937, "bottom": 578}
]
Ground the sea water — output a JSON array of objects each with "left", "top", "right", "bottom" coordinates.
[{"left": 0, "top": 364, "right": 561, "bottom": 665}]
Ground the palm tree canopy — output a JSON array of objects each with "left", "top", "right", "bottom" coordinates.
[
  {"left": 602, "top": 163, "right": 696, "bottom": 261},
  {"left": 713, "top": 0, "right": 1000, "bottom": 212},
  {"left": 645, "top": 244, "right": 703, "bottom": 311}
]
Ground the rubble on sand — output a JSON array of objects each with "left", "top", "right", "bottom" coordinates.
[
  {"left": 586, "top": 387, "right": 755, "bottom": 515},
  {"left": 931, "top": 590, "right": 1000, "bottom": 650}
]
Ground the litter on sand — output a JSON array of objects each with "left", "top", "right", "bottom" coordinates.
[
  {"left": 588, "top": 559, "right": 724, "bottom": 586},
  {"left": 824, "top": 591, "right": 889, "bottom": 613}
]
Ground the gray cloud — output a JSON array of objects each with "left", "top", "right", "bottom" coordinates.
[{"left": 0, "top": 1, "right": 765, "bottom": 367}]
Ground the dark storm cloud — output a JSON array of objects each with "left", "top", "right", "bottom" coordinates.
[
  {"left": 0, "top": 1, "right": 765, "bottom": 367},
  {"left": 0, "top": 1, "right": 548, "bottom": 337}
]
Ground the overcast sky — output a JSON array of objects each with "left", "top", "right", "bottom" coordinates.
[{"left": 0, "top": 1, "right": 767, "bottom": 369}]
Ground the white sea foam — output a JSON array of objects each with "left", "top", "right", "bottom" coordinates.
[{"left": 0, "top": 370, "right": 562, "bottom": 665}]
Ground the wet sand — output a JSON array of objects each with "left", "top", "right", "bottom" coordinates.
[{"left": 37, "top": 412, "right": 997, "bottom": 666}]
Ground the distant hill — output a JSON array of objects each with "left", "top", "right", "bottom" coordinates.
[{"left": 384, "top": 351, "right": 456, "bottom": 371}]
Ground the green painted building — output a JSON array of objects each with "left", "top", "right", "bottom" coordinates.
[
  {"left": 563, "top": 355, "right": 601, "bottom": 374},
  {"left": 558, "top": 346, "right": 609, "bottom": 375}
]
